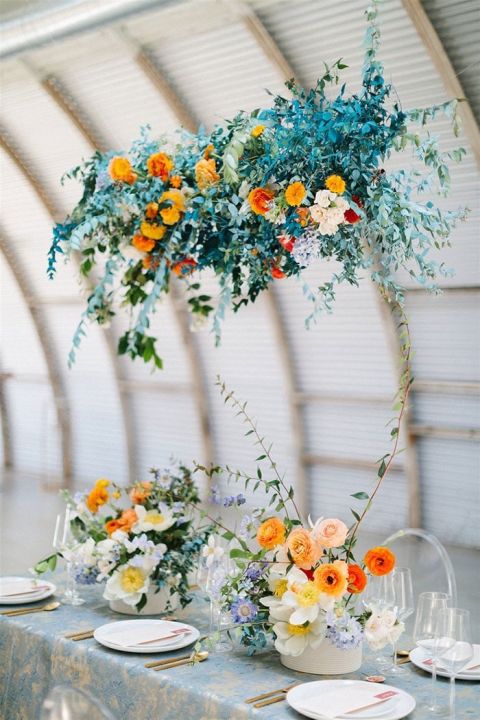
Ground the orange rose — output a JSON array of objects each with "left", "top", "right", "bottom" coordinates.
[
  {"left": 140, "top": 221, "right": 166, "bottom": 240},
  {"left": 286, "top": 528, "right": 322, "bottom": 569},
  {"left": 296, "top": 207, "right": 310, "bottom": 226},
  {"left": 159, "top": 189, "right": 186, "bottom": 212},
  {"left": 347, "top": 564, "right": 367, "bottom": 593},
  {"left": 129, "top": 481, "right": 152, "bottom": 505},
  {"left": 106, "top": 507, "right": 137, "bottom": 535},
  {"left": 172, "top": 258, "right": 197, "bottom": 276},
  {"left": 256, "top": 517, "right": 286, "bottom": 550},
  {"left": 132, "top": 234, "right": 155, "bottom": 253},
  {"left": 248, "top": 187, "right": 275, "bottom": 215},
  {"left": 313, "top": 560, "right": 349, "bottom": 597},
  {"left": 86, "top": 478, "right": 110, "bottom": 513},
  {"left": 285, "top": 181, "right": 306, "bottom": 207},
  {"left": 195, "top": 157, "right": 220, "bottom": 190},
  {"left": 147, "top": 152, "right": 173, "bottom": 180},
  {"left": 271, "top": 265, "right": 286, "bottom": 279},
  {"left": 325, "top": 174, "right": 346, "bottom": 194},
  {"left": 145, "top": 202, "right": 159, "bottom": 219},
  {"left": 109, "top": 157, "right": 136, "bottom": 184},
  {"left": 160, "top": 206, "right": 181, "bottom": 225},
  {"left": 364, "top": 547, "right": 396, "bottom": 576},
  {"left": 170, "top": 175, "right": 182, "bottom": 188}
]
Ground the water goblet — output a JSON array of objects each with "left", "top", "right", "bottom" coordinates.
[
  {"left": 413, "top": 591, "right": 450, "bottom": 713},
  {"left": 435, "top": 608, "right": 473, "bottom": 720},
  {"left": 385, "top": 567, "right": 414, "bottom": 676},
  {"left": 362, "top": 574, "right": 396, "bottom": 670},
  {"left": 53, "top": 510, "right": 85, "bottom": 606}
]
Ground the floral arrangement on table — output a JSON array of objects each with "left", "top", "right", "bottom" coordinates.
[
  {"left": 47, "top": 0, "right": 467, "bottom": 370},
  {"left": 35, "top": 463, "right": 211, "bottom": 612},
  {"left": 194, "top": 379, "right": 407, "bottom": 660}
]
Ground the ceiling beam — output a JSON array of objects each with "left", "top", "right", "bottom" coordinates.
[
  {"left": 239, "top": 5, "right": 296, "bottom": 82},
  {"left": 20, "top": 67, "right": 138, "bottom": 483},
  {"left": 0, "top": 229, "right": 73, "bottom": 484},
  {"left": 401, "top": 0, "right": 480, "bottom": 167}
]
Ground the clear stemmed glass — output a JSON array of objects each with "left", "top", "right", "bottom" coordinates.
[
  {"left": 53, "top": 510, "right": 85, "bottom": 606},
  {"left": 436, "top": 608, "right": 473, "bottom": 720},
  {"left": 205, "top": 557, "right": 233, "bottom": 654},
  {"left": 386, "top": 567, "right": 414, "bottom": 675},
  {"left": 362, "top": 574, "right": 396, "bottom": 670},
  {"left": 413, "top": 591, "right": 450, "bottom": 713}
]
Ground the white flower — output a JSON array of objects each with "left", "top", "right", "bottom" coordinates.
[
  {"left": 314, "top": 189, "right": 336, "bottom": 207},
  {"left": 201, "top": 535, "right": 224, "bottom": 567},
  {"left": 96, "top": 538, "right": 119, "bottom": 581},
  {"left": 333, "top": 196, "right": 349, "bottom": 212},
  {"left": 318, "top": 220, "right": 339, "bottom": 236},
  {"left": 273, "top": 615, "right": 326, "bottom": 656},
  {"left": 310, "top": 205, "right": 328, "bottom": 224},
  {"left": 62, "top": 538, "right": 96, "bottom": 566},
  {"left": 103, "top": 557, "right": 152, "bottom": 607},
  {"left": 238, "top": 180, "right": 251, "bottom": 199},
  {"left": 326, "top": 207, "right": 345, "bottom": 224},
  {"left": 131, "top": 504, "right": 175, "bottom": 534},
  {"left": 365, "top": 607, "right": 405, "bottom": 650}
]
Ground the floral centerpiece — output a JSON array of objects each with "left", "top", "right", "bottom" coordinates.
[
  {"left": 35, "top": 463, "right": 211, "bottom": 614},
  {"left": 47, "top": 0, "right": 467, "bottom": 371},
  {"left": 195, "top": 380, "right": 407, "bottom": 674}
]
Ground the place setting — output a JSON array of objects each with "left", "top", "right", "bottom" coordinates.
[{"left": 0, "top": 576, "right": 57, "bottom": 612}]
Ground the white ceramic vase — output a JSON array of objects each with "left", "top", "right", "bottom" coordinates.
[
  {"left": 281, "top": 639, "right": 362, "bottom": 675},
  {"left": 108, "top": 586, "right": 180, "bottom": 616}
]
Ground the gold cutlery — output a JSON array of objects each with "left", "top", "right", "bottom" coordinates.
[
  {"left": 145, "top": 652, "right": 193, "bottom": 668},
  {"left": 1, "top": 601, "right": 60, "bottom": 617},
  {"left": 254, "top": 695, "right": 288, "bottom": 709},
  {"left": 396, "top": 649, "right": 412, "bottom": 657},
  {"left": 64, "top": 629, "right": 95, "bottom": 640},
  {"left": 152, "top": 650, "right": 209, "bottom": 670},
  {"left": 245, "top": 682, "right": 300, "bottom": 704}
]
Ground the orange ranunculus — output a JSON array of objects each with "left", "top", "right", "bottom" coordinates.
[
  {"left": 140, "top": 221, "right": 167, "bottom": 240},
  {"left": 364, "top": 547, "right": 396, "bottom": 576},
  {"left": 106, "top": 507, "right": 137, "bottom": 535},
  {"left": 325, "top": 174, "right": 346, "bottom": 194},
  {"left": 159, "top": 189, "right": 186, "bottom": 212},
  {"left": 160, "top": 206, "right": 181, "bottom": 225},
  {"left": 86, "top": 478, "right": 110, "bottom": 513},
  {"left": 132, "top": 234, "right": 155, "bottom": 253},
  {"left": 248, "top": 187, "right": 275, "bottom": 215},
  {"left": 347, "top": 564, "right": 367, "bottom": 593},
  {"left": 145, "top": 202, "right": 159, "bottom": 219},
  {"left": 271, "top": 265, "right": 286, "bottom": 279},
  {"left": 129, "top": 481, "right": 152, "bottom": 505},
  {"left": 147, "top": 152, "right": 173, "bottom": 180},
  {"left": 195, "top": 157, "right": 220, "bottom": 190},
  {"left": 142, "top": 255, "right": 160, "bottom": 271},
  {"left": 313, "top": 560, "right": 349, "bottom": 597},
  {"left": 251, "top": 124, "right": 265, "bottom": 138},
  {"left": 296, "top": 207, "right": 310, "bottom": 226},
  {"left": 170, "top": 175, "right": 182, "bottom": 188},
  {"left": 172, "top": 258, "right": 197, "bottom": 276},
  {"left": 286, "top": 528, "right": 322, "bottom": 569},
  {"left": 285, "top": 181, "right": 306, "bottom": 207},
  {"left": 109, "top": 157, "right": 137, "bottom": 184},
  {"left": 203, "top": 144, "right": 214, "bottom": 159},
  {"left": 256, "top": 517, "right": 286, "bottom": 550}
]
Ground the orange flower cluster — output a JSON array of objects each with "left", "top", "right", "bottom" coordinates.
[
  {"left": 285, "top": 181, "right": 306, "bottom": 207},
  {"left": 256, "top": 517, "right": 286, "bottom": 550},
  {"left": 313, "top": 560, "right": 348, "bottom": 597},
  {"left": 172, "top": 258, "right": 197, "bottom": 277},
  {"left": 364, "top": 546, "right": 396, "bottom": 576},
  {"left": 147, "top": 152, "right": 173, "bottom": 181},
  {"left": 86, "top": 478, "right": 110, "bottom": 513},
  {"left": 325, "top": 174, "right": 346, "bottom": 194},
  {"left": 248, "top": 187, "right": 275, "bottom": 215},
  {"left": 347, "top": 563, "right": 367, "bottom": 593},
  {"left": 195, "top": 157, "right": 220, "bottom": 190},
  {"left": 129, "top": 481, "right": 152, "bottom": 505},
  {"left": 132, "top": 234, "right": 155, "bottom": 253}
]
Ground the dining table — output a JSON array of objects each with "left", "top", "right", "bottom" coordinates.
[{"left": 0, "top": 582, "right": 478, "bottom": 720}]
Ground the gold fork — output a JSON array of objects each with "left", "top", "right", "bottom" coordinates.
[{"left": 245, "top": 682, "right": 300, "bottom": 704}]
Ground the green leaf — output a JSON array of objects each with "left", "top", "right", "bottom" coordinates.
[{"left": 351, "top": 491, "right": 369, "bottom": 500}]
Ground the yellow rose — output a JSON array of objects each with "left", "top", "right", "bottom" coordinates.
[{"left": 325, "top": 174, "right": 346, "bottom": 194}]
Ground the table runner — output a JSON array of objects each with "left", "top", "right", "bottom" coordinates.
[{"left": 1, "top": 586, "right": 478, "bottom": 719}]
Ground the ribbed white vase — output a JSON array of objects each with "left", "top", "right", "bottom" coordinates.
[
  {"left": 108, "top": 586, "right": 180, "bottom": 616},
  {"left": 281, "top": 639, "right": 362, "bottom": 675}
]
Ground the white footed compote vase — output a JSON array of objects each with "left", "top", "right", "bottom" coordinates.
[
  {"left": 281, "top": 638, "right": 363, "bottom": 675},
  {"left": 108, "top": 586, "right": 180, "bottom": 616}
]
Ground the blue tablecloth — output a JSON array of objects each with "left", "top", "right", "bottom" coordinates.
[{"left": 1, "top": 584, "right": 478, "bottom": 719}]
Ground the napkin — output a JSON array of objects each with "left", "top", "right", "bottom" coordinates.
[
  {"left": 433, "top": 644, "right": 480, "bottom": 672},
  {"left": 0, "top": 579, "right": 48, "bottom": 597},
  {"left": 298, "top": 686, "right": 399, "bottom": 719},
  {"left": 106, "top": 624, "right": 190, "bottom": 647}
]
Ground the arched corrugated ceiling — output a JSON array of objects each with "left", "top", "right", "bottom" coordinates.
[{"left": 0, "top": 0, "right": 478, "bottom": 547}]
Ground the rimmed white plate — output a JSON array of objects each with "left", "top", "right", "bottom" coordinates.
[
  {"left": 93, "top": 619, "right": 200, "bottom": 654},
  {"left": 410, "top": 646, "right": 480, "bottom": 682},
  {"left": 287, "top": 680, "right": 416, "bottom": 720},
  {"left": 0, "top": 577, "right": 56, "bottom": 605}
]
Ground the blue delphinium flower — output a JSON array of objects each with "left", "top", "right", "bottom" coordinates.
[
  {"left": 209, "top": 485, "right": 222, "bottom": 505},
  {"left": 231, "top": 597, "right": 258, "bottom": 624},
  {"left": 291, "top": 229, "right": 321, "bottom": 268},
  {"left": 73, "top": 564, "right": 99, "bottom": 585},
  {"left": 223, "top": 493, "right": 246, "bottom": 508},
  {"left": 325, "top": 612, "right": 364, "bottom": 650},
  {"left": 245, "top": 563, "right": 265, "bottom": 581}
]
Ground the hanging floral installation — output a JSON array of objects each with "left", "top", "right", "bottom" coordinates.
[{"left": 48, "top": 1, "right": 468, "bottom": 369}]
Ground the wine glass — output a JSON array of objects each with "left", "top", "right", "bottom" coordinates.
[
  {"left": 205, "top": 557, "right": 233, "bottom": 654},
  {"left": 362, "top": 574, "right": 396, "bottom": 670},
  {"left": 53, "top": 510, "right": 85, "bottom": 606},
  {"left": 385, "top": 567, "right": 414, "bottom": 675},
  {"left": 436, "top": 608, "right": 473, "bottom": 720},
  {"left": 413, "top": 591, "right": 450, "bottom": 713}
]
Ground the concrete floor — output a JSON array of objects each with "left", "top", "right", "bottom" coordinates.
[{"left": 1, "top": 470, "right": 479, "bottom": 641}]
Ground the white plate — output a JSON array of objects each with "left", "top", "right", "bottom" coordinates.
[
  {"left": 410, "top": 646, "right": 480, "bottom": 682},
  {"left": 287, "top": 680, "right": 416, "bottom": 720},
  {"left": 0, "top": 577, "right": 56, "bottom": 605},
  {"left": 93, "top": 619, "right": 200, "bottom": 654}
]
